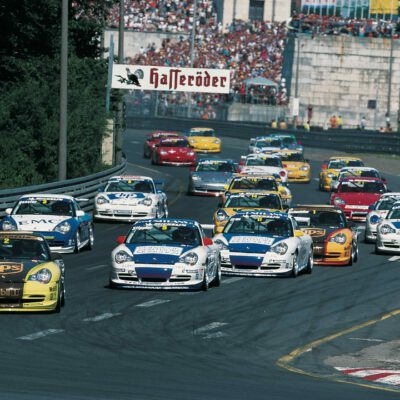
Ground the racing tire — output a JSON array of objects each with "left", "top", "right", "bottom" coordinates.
[
  {"left": 73, "top": 230, "right": 81, "bottom": 254},
  {"left": 86, "top": 223, "right": 94, "bottom": 250},
  {"left": 163, "top": 203, "right": 169, "bottom": 218},
  {"left": 291, "top": 253, "right": 299, "bottom": 278},
  {"left": 304, "top": 251, "right": 313, "bottom": 274},
  {"left": 348, "top": 242, "right": 358, "bottom": 266},
  {"left": 213, "top": 260, "right": 221, "bottom": 287},
  {"left": 54, "top": 282, "right": 64, "bottom": 313},
  {"left": 201, "top": 270, "right": 209, "bottom": 291},
  {"left": 151, "top": 154, "right": 157, "bottom": 165}
]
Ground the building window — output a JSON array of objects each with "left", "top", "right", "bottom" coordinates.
[{"left": 249, "top": 0, "right": 264, "bottom": 20}]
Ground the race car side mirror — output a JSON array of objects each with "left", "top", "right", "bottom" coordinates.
[
  {"left": 223, "top": 185, "right": 229, "bottom": 190},
  {"left": 294, "top": 230, "right": 304, "bottom": 237},
  {"left": 5, "top": 208, "right": 12, "bottom": 215},
  {"left": 117, "top": 235, "right": 126, "bottom": 244},
  {"left": 203, "top": 237, "right": 213, "bottom": 246}
]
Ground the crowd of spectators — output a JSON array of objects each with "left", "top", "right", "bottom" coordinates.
[
  {"left": 107, "top": 0, "right": 218, "bottom": 33},
  {"left": 289, "top": 13, "right": 400, "bottom": 38}
]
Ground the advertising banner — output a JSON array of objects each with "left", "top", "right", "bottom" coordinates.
[
  {"left": 111, "top": 64, "right": 231, "bottom": 94},
  {"left": 370, "top": 0, "right": 397, "bottom": 14}
]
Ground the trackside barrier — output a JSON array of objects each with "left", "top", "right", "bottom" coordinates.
[
  {"left": 0, "top": 161, "right": 126, "bottom": 216},
  {"left": 127, "top": 116, "right": 400, "bottom": 154}
]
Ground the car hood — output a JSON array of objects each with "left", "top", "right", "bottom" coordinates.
[
  {"left": 124, "top": 243, "right": 197, "bottom": 264},
  {"left": 241, "top": 166, "right": 283, "bottom": 175},
  {"left": 8, "top": 215, "right": 72, "bottom": 231},
  {"left": 337, "top": 192, "right": 381, "bottom": 205},
  {"left": 189, "top": 136, "right": 216, "bottom": 142},
  {"left": 159, "top": 147, "right": 193, "bottom": 155},
  {"left": 193, "top": 171, "right": 234, "bottom": 183},
  {"left": 222, "top": 234, "right": 282, "bottom": 253},
  {"left": 0, "top": 260, "right": 51, "bottom": 283},
  {"left": 101, "top": 192, "right": 147, "bottom": 205},
  {"left": 300, "top": 227, "right": 347, "bottom": 244}
]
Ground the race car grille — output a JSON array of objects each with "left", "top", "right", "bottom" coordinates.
[
  {"left": 48, "top": 240, "right": 67, "bottom": 247},
  {"left": 118, "top": 275, "right": 139, "bottom": 281},
  {"left": 170, "top": 275, "right": 191, "bottom": 282},
  {"left": 141, "top": 278, "right": 167, "bottom": 283},
  {"left": 314, "top": 253, "right": 342, "bottom": 259},
  {"left": 98, "top": 211, "right": 148, "bottom": 217},
  {"left": 381, "top": 242, "right": 400, "bottom": 248},
  {"left": 260, "top": 264, "right": 282, "bottom": 269},
  {"left": 233, "top": 265, "right": 258, "bottom": 270}
]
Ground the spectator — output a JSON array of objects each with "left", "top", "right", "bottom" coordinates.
[
  {"left": 337, "top": 115, "right": 343, "bottom": 129},
  {"left": 360, "top": 115, "right": 366, "bottom": 130},
  {"left": 279, "top": 118, "right": 287, "bottom": 129},
  {"left": 307, "top": 104, "right": 313, "bottom": 124},
  {"left": 303, "top": 120, "right": 310, "bottom": 131},
  {"left": 271, "top": 119, "right": 277, "bottom": 128},
  {"left": 329, "top": 115, "right": 337, "bottom": 129}
]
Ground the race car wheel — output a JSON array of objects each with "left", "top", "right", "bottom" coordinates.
[
  {"left": 86, "top": 223, "right": 94, "bottom": 250},
  {"left": 213, "top": 259, "right": 221, "bottom": 287},
  {"left": 74, "top": 230, "right": 81, "bottom": 254},
  {"left": 201, "top": 269, "right": 209, "bottom": 291},
  {"left": 291, "top": 253, "right": 299, "bottom": 278},
  {"left": 348, "top": 242, "right": 358, "bottom": 265},
  {"left": 304, "top": 251, "right": 313, "bottom": 274},
  {"left": 54, "top": 282, "right": 64, "bottom": 313},
  {"left": 163, "top": 203, "right": 169, "bottom": 218}
]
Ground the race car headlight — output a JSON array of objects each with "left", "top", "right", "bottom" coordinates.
[
  {"left": 214, "top": 239, "right": 228, "bottom": 251},
  {"left": 188, "top": 151, "right": 195, "bottom": 156},
  {"left": 138, "top": 198, "right": 153, "bottom": 206},
  {"left": 54, "top": 221, "right": 71, "bottom": 234},
  {"left": 179, "top": 252, "right": 198, "bottom": 266},
  {"left": 380, "top": 224, "right": 395, "bottom": 235},
  {"left": 1, "top": 220, "right": 17, "bottom": 231},
  {"left": 334, "top": 197, "right": 345, "bottom": 205},
  {"left": 214, "top": 139, "right": 220, "bottom": 144},
  {"left": 96, "top": 196, "right": 109, "bottom": 205},
  {"left": 114, "top": 251, "right": 133, "bottom": 264},
  {"left": 329, "top": 233, "right": 346, "bottom": 244},
  {"left": 189, "top": 139, "right": 195, "bottom": 144},
  {"left": 279, "top": 171, "right": 286, "bottom": 178},
  {"left": 327, "top": 172, "right": 335, "bottom": 178},
  {"left": 369, "top": 215, "right": 382, "bottom": 225},
  {"left": 192, "top": 174, "right": 201, "bottom": 181},
  {"left": 271, "top": 242, "right": 288, "bottom": 255},
  {"left": 216, "top": 209, "right": 229, "bottom": 222},
  {"left": 28, "top": 268, "right": 52, "bottom": 284},
  {"left": 300, "top": 166, "right": 309, "bottom": 171}
]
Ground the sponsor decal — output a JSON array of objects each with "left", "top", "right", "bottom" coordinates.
[
  {"left": 229, "top": 236, "right": 274, "bottom": 245},
  {"left": 133, "top": 246, "right": 183, "bottom": 256},
  {"left": 0, "top": 262, "right": 23, "bottom": 275},
  {"left": 302, "top": 228, "right": 326, "bottom": 237}
]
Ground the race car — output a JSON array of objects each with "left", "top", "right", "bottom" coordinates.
[
  {"left": 375, "top": 202, "right": 400, "bottom": 254},
  {"left": 278, "top": 151, "right": 311, "bottom": 183},
  {"left": 0, "top": 231, "right": 65, "bottom": 312},
  {"left": 110, "top": 218, "right": 220, "bottom": 290},
  {"left": 319, "top": 157, "right": 364, "bottom": 191},
  {"left": 248, "top": 136, "right": 283, "bottom": 154},
  {"left": 270, "top": 134, "right": 303, "bottom": 154},
  {"left": 223, "top": 175, "right": 292, "bottom": 206},
  {"left": 143, "top": 131, "right": 179, "bottom": 158},
  {"left": 151, "top": 136, "right": 196, "bottom": 166},
  {"left": 186, "top": 127, "right": 221, "bottom": 153},
  {"left": 330, "top": 177, "right": 387, "bottom": 221},
  {"left": 289, "top": 205, "right": 358, "bottom": 266},
  {"left": 1, "top": 194, "right": 93, "bottom": 253},
  {"left": 365, "top": 193, "right": 400, "bottom": 243},
  {"left": 94, "top": 175, "right": 168, "bottom": 221},
  {"left": 330, "top": 166, "right": 385, "bottom": 192},
  {"left": 188, "top": 158, "right": 238, "bottom": 196},
  {"left": 238, "top": 154, "right": 288, "bottom": 183},
  {"left": 213, "top": 210, "right": 313, "bottom": 277},
  {"left": 213, "top": 192, "right": 285, "bottom": 234}
]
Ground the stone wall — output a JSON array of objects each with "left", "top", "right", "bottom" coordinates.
[{"left": 290, "top": 35, "right": 400, "bottom": 130}]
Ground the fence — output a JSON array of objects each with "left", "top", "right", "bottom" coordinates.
[{"left": 0, "top": 161, "right": 126, "bottom": 216}]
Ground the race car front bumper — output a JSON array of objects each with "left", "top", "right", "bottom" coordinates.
[
  {"left": 189, "top": 182, "right": 226, "bottom": 196},
  {"left": 286, "top": 171, "right": 311, "bottom": 183},
  {"left": 364, "top": 224, "right": 378, "bottom": 242},
  {"left": 94, "top": 205, "right": 158, "bottom": 221},
  {"left": 376, "top": 233, "right": 400, "bottom": 253},
  {"left": 312, "top": 242, "right": 352, "bottom": 265},
  {"left": 342, "top": 206, "right": 369, "bottom": 221}
]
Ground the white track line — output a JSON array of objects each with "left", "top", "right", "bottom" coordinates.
[
  {"left": 17, "top": 329, "right": 64, "bottom": 341},
  {"left": 86, "top": 264, "right": 108, "bottom": 271},
  {"left": 203, "top": 331, "right": 228, "bottom": 339},
  {"left": 135, "top": 299, "right": 170, "bottom": 308},
  {"left": 348, "top": 337, "right": 384, "bottom": 342},
  {"left": 193, "top": 322, "right": 228, "bottom": 335},
  {"left": 389, "top": 256, "right": 400, "bottom": 262},
  {"left": 83, "top": 313, "right": 122, "bottom": 322},
  {"left": 222, "top": 277, "right": 244, "bottom": 285}
]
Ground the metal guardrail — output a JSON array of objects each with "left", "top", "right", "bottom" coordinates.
[
  {"left": 0, "top": 161, "right": 126, "bottom": 216},
  {"left": 128, "top": 116, "right": 400, "bottom": 154}
]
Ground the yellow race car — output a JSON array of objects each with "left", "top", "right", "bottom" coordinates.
[
  {"left": 318, "top": 156, "right": 364, "bottom": 191},
  {"left": 186, "top": 127, "right": 221, "bottom": 153},
  {"left": 0, "top": 232, "right": 65, "bottom": 312},
  {"left": 224, "top": 174, "right": 292, "bottom": 207},
  {"left": 213, "top": 192, "right": 285, "bottom": 234},
  {"left": 279, "top": 151, "right": 311, "bottom": 183}
]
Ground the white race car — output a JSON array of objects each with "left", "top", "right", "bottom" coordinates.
[
  {"left": 94, "top": 175, "right": 168, "bottom": 221},
  {"left": 248, "top": 136, "right": 283, "bottom": 154},
  {"left": 239, "top": 154, "right": 288, "bottom": 183},
  {"left": 330, "top": 166, "right": 384, "bottom": 192},
  {"left": 375, "top": 202, "right": 400, "bottom": 254},
  {"left": 110, "top": 219, "right": 220, "bottom": 290},
  {"left": 213, "top": 210, "right": 313, "bottom": 277},
  {"left": 365, "top": 193, "right": 400, "bottom": 242}
]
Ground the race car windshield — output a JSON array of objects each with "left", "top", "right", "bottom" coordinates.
[
  {"left": 339, "top": 181, "right": 386, "bottom": 193},
  {"left": 255, "top": 140, "right": 281, "bottom": 148},
  {"left": 189, "top": 130, "right": 214, "bottom": 137},
  {"left": 105, "top": 180, "right": 153, "bottom": 193},
  {"left": 246, "top": 158, "right": 282, "bottom": 167},
  {"left": 230, "top": 179, "right": 278, "bottom": 191},
  {"left": 329, "top": 160, "right": 363, "bottom": 169},
  {"left": 225, "top": 195, "right": 281, "bottom": 209},
  {"left": 376, "top": 198, "right": 400, "bottom": 210},
  {"left": 387, "top": 208, "right": 400, "bottom": 219},
  {"left": 127, "top": 225, "right": 201, "bottom": 246},
  {"left": 291, "top": 210, "right": 346, "bottom": 228},
  {"left": 340, "top": 170, "right": 379, "bottom": 179},
  {"left": 160, "top": 140, "right": 189, "bottom": 148},
  {"left": 280, "top": 137, "right": 297, "bottom": 146},
  {"left": 0, "top": 237, "right": 49, "bottom": 261},
  {"left": 14, "top": 198, "right": 74, "bottom": 216},
  {"left": 196, "top": 162, "right": 236, "bottom": 172},
  {"left": 225, "top": 216, "right": 292, "bottom": 237},
  {"left": 280, "top": 153, "right": 305, "bottom": 162}
]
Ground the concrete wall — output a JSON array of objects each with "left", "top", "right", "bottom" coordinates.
[{"left": 290, "top": 35, "right": 400, "bottom": 130}]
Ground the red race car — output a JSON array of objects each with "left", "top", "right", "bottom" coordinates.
[
  {"left": 143, "top": 131, "right": 179, "bottom": 158},
  {"left": 151, "top": 136, "right": 196, "bottom": 166},
  {"left": 330, "top": 177, "right": 387, "bottom": 221}
]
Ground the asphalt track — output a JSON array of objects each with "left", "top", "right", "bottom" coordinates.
[{"left": 1, "top": 128, "right": 400, "bottom": 400}]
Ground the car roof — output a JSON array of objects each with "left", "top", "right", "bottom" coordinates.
[
  {"left": 109, "top": 175, "right": 153, "bottom": 181},
  {"left": 20, "top": 193, "right": 74, "bottom": 201},
  {"left": 329, "top": 156, "right": 362, "bottom": 161},
  {"left": 232, "top": 210, "right": 289, "bottom": 218},
  {"left": 289, "top": 205, "right": 342, "bottom": 212},
  {"left": 339, "top": 167, "right": 377, "bottom": 172},
  {"left": 198, "top": 158, "right": 235, "bottom": 163},
  {"left": 159, "top": 136, "right": 186, "bottom": 142},
  {"left": 133, "top": 218, "right": 199, "bottom": 227},
  {"left": 341, "top": 176, "right": 382, "bottom": 181}
]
